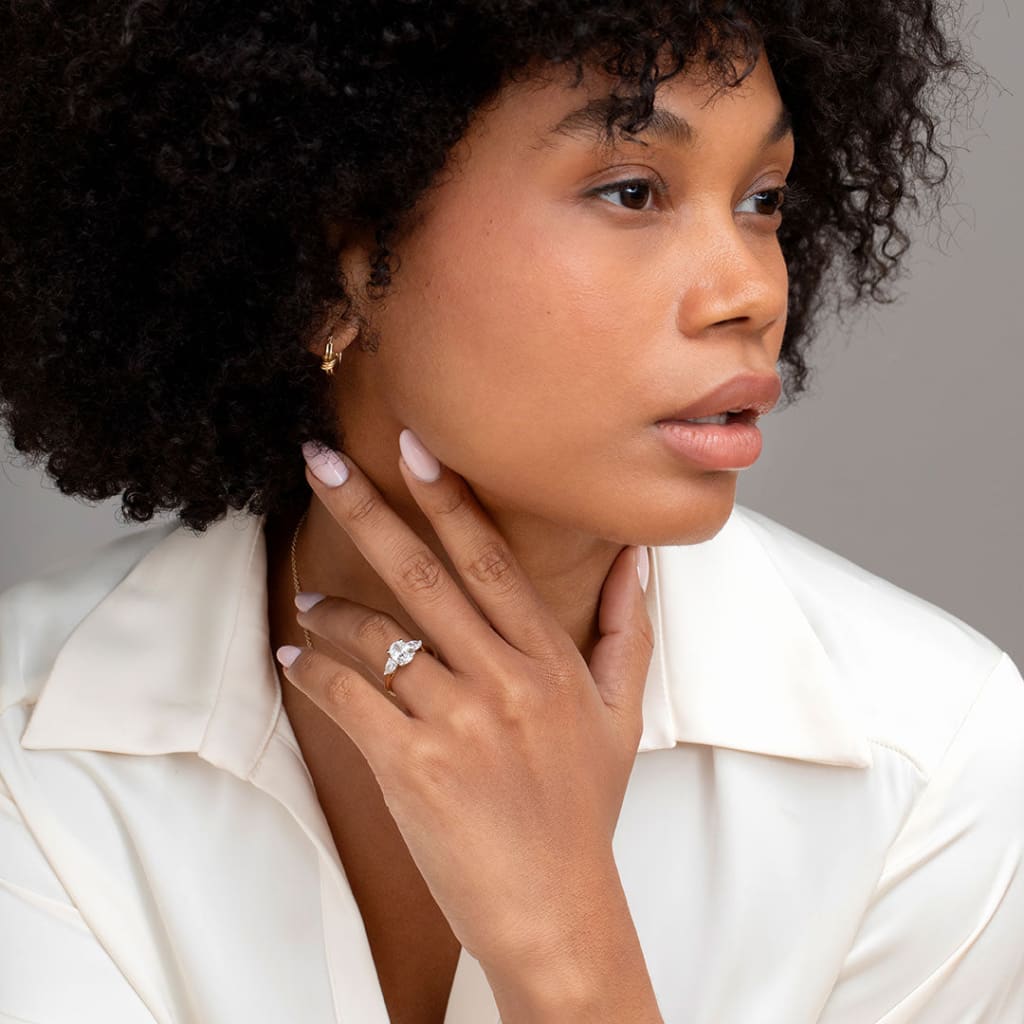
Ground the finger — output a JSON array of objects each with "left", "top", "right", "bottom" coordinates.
[
  {"left": 302, "top": 440, "right": 495, "bottom": 673},
  {"left": 294, "top": 593, "right": 455, "bottom": 720},
  {"left": 275, "top": 640, "right": 418, "bottom": 768},
  {"left": 587, "top": 545, "right": 655, "bottom": 743},
  {"left": 397, "top": 428, "right": 574, "bottom": 662}
]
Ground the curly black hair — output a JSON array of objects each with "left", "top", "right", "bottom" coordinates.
[{"left": 0, "top": 0, "right": 982, "bottom": 532}]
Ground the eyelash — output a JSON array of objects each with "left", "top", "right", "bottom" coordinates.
[{"left": 588, "top": 176, "right": 789, "bottom": 219}]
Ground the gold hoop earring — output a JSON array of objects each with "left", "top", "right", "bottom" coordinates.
[{"left": 320, "top": 335, "right": 340, "bottom": 376}]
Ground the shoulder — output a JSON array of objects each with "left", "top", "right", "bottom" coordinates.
[
  {"left": 0, "top": 522, "right": 176, "bottom": 714},
  {"left": 732, "top": 504, "right": 1018, "bottom": 778}
]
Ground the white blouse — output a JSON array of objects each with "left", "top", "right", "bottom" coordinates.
[{"left": 1, "top": 503, "right": 1022, "bottom": 1023}]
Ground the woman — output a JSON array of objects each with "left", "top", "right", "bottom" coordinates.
[{"left": 0, "top": 2, "right": 1020, "bottom": 1022}]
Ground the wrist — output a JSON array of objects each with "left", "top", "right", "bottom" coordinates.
[
  {"left": 477, "top": 859, "right": 663, "bottom": 1023},
  {"left": 482, "top": 944, "right": 663, "bottom": 1024}
]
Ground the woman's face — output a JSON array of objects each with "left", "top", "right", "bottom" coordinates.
[{"left": 333, "top": 45, "right": 794, "bottom": 549}]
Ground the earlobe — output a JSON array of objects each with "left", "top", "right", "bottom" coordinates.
[
  {"left": 319, "top": 335, "right": 341, "bottom": 375},
  {"left": 315, "top": 316, "right": 362, "bottom": 374}
]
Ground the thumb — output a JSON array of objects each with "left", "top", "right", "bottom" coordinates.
[{"left": 587, "top": 544, "right": 654, "bottom": 729}]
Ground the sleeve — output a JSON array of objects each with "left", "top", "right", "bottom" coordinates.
[
  {"left": 0, "top": 769, "right": 157, "bottom": 1024},
  {"left": 816, "top": 650, "right": 1024, "bottom": 1023}
]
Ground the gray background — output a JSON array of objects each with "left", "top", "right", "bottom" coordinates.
[{"left": 2, "top": 1, "right": 1021, "bottom": 668}]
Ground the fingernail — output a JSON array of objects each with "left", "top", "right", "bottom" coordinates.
[
  {"left": 302, "top": 441, "right": 349, "bottom": 487},
  {"left": 636, "top": 546, "right": 650, "bottom": 592},
  {"left": 276, "top": 644, "right": 302, "bottom": 668},
  {"left": 294, "top": 591, "right": 326, "bottom": 612},
  {"left": 399, "top": 428, "right": 441, "bottom": 483}
]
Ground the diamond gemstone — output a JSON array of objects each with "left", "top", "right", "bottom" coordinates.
[{"left": 384, "top": 638, "right": 423, "bottom": 675}]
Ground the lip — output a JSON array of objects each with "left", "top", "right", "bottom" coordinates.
[
  {"left": 656, "top": 418, "right": 764, "bottom": 470},
  {"left": 657, "top": 372, "right": 782, "bottom": 424}
]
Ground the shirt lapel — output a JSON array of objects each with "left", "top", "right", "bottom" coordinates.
[
  {"left": 18, "top": 509, "right": 342, "bottom": 851},
  {"left": 20, "top": 511, "right": 279, "bottom": 775},
  {"left": 639, "top": 507, "right": 873, "bottom": 768}
]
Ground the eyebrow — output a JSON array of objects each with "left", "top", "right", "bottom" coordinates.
[{"left": 533, "top": 97, "right": 794, "bottom": 154}]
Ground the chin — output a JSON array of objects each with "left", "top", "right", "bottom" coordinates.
[{"left": 634, "top": 487, "right": 736, "bottom": 548}]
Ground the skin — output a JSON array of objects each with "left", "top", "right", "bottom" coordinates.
[{"left": 265, "top": 42, "right": 794, "bottom": 1022}]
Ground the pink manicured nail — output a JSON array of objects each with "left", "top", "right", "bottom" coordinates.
[
  {"left": 302, "top": 441, "right": 349, "bottom": 487},
  {"left": 294, "top": 591, "right": 326, "bottom": 612},
  {"left": 636, "top": 546, "right": 650, "bottom": 592},
  {"left": 399, "top": 428, "right": 441, "bottom": 483},
  {"left": 276, "top": 645, "right": 302, "bottom": 668}
]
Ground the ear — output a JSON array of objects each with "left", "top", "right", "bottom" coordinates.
[
  {"left": 308, "top": 221, "right": 377, "bottom": 360},
  {"left": 323, "top": 219, "right": 376, "bottom": 293}
]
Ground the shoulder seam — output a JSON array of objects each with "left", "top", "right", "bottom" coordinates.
[
  {"left": 865, "top": 649, "right": 1009, "bottom": 785},
  {"left": 932, "top": 649, "right": 1011, "bottom": 781}
]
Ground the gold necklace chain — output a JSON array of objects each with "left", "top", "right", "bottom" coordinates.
[{"left": 290, "top": 504, "right": 313, "bottom": 649}]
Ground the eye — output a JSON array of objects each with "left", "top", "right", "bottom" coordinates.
[
  {"left": 588, "top": 175, "right": 666, "bottom": 212},
  {"left": 589, "top": 178, "right": 790, "bottom": 220},
  {"left": 736, "top": 187, "right": 788, "bottom": 217}
]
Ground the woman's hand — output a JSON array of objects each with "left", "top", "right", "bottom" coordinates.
[{"left": 276, "top": 430, "right": 655, "bottom": 981}]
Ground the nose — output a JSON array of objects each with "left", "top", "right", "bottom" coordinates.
[{"left": 675, "top": 223, "right": 787, "bottom": 342}]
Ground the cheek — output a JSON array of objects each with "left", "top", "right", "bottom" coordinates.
[
  {"left": 368, "top": 203, "right": 747, "bottom": 540},
  {"left": 383, "top": 203, "right": 639, "bottom": 452}
]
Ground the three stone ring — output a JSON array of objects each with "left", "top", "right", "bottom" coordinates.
[{"left": 383, "top": 638, "right": 424, "bottom": 694}]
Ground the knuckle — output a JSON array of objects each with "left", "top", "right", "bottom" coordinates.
[
  {"left": 347, "top": 491, "right": 381, "bottom": 526},
  {"left": 447, "top": 701, "right": 486, "bottom": 740},
  {"left": 433, "top": 480, "right": 474, "bottom": 518},
  {"left": 464, "top": 540, "right": 519, "bottom": 595},
  {"left": 491, "top": 681, "right": 541, "bottom": 728},
  {"left": 395, "top": 548, "right": 445, "bottom": 600},
  {"left": 354, "top": 610, "right": 394, "bottom": 646},
  {"left": 324, "top": 668, "right": 357, "bottom": 709}
]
